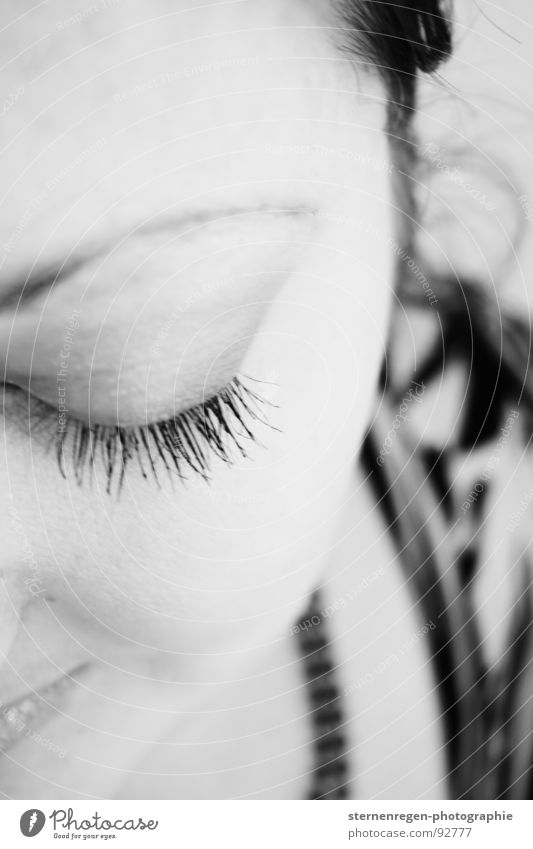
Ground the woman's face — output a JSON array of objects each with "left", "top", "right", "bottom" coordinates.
[{"left": 0, "top": 0, "right": 393, "bottom": 794}]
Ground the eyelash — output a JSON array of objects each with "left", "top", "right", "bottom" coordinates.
[{"left": 52, "top": 376, "right": 274, "bottom": 495}]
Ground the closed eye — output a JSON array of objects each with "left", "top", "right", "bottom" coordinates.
[{"left": 44, "top": 375, "right": 276, "bottom": 496}]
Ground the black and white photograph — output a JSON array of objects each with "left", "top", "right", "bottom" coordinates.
[{"left": 1, "top": 0, "right": 533, "bottom": 842}]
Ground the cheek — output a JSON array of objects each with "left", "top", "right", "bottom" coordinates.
[
  {"left": 172, "top": 221, "right": 393, "bottom": 565},
  {"left": 0, "top": 211, "right": 392, "bottom": 655}
]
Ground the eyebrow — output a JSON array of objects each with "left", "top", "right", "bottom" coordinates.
[{"left": 0, "top": 204, "right": 317, "bottom": 313}]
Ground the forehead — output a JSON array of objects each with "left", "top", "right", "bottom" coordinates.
[{"left": 0, "top": 0, "right": 349, "bottom": 278}]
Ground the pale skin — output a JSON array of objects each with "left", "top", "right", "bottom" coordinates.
[{"left": 0, "top": 0, "right": 446, "bottom": 798}]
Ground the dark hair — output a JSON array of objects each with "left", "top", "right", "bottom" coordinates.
[
  {"left": 336, "top": 1, "right": 533, "bottom": 800},
  {"left": 335, "top": 1, "right": 452, "bottom": 322},
  {"left": 336, "top": 2, "right": 454, "bottom": 326},
  {"left": 338, "top": 0, "right": 452, "bottom": 130},
  {"left": 338, "top": 1, "right": 531, "bottom": 438}
]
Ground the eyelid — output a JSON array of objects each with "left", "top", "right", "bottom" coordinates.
[
  {"left": 1, "top": 220, "right": 312, "bottom": 426},
  {"left": 0, "top": 205, "right": 318, "bottom": 312},
  {"left": 47, "top": 375, "right": 275, "bottom": 495}
]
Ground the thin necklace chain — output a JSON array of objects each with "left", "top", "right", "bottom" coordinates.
[{"left": 296, "top": 590, "right": 349, "bottom": 799}]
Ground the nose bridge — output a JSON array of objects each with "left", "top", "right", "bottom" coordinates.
[
  {"left": 0, "top": 510, "right": 29, "bottom": 673},
  {"left": 0, "top": 416, "right": 47, "bottom": 607},
  {"left": 5, "top": 498, "right": 45, "bottom": 598},
  {"left": 0, "top": 569, "right": 24, "bottom": 652}
]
